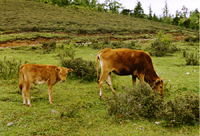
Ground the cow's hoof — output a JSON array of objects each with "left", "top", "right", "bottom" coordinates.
[{"left": 100, "top": 96, "right": 105, "bottom": 100}]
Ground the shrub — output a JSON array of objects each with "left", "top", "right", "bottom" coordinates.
[
  {"left": 149, "top": 31, "right": 179, "bottom": 57},
  {"left": 58, "top": 42, "right": 76, "bottom": 59},
  {"left": 108, "top": 83, "right": 199, "bottom": 126},
  {"left": 108, "top": 83, "right": 164, "bottom": 120},
  {"left": 162, "top": 93, "right": 199, "bottom": 126},
  {"left": 185, "top": 52, "right": 199, "bottom": 65},
  {"left": 60, "top": 57, "right": 97, "bottom": 82},
  {"left": 0, "top": 57, "right": 28, "bottom": 80},
  {"left": 42, "top": 41, "right": 56, "bottom": 54}
]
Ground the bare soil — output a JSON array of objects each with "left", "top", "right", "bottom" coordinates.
[{"left": 0, "top": 32, "right": 187, "bottom": 48}]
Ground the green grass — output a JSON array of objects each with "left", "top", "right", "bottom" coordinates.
[{"left": 0, "top": 41, "right": 199, "bottom": 135}]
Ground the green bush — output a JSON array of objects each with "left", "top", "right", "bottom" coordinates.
[
  {"left": 162, "top": 93, "right": 199, "bottom": 126},
  {"left": 60, "top": 57, "right": 97, "bottom": 82},
  {"left": 0, "top": 57, "right": 28, "bottom": 80},
  {"left": 108, "top": 83, "right": 199, "bottom": 126},
  {"left": 42, "top": 41, "right": 56, "bottom": 54},
  {"left": 149, "top": 31, "right": 179, "bottom": 56},
  {"left": 57, "top": 42, "right": 76, "bottom": 59},
  {"left": 185, "top": 52, "right": 199, "bottom": 65},
  {"left": 108, "top": 83, "right": 164, "bottom": 120}
]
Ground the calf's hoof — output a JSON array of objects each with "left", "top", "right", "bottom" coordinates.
[{"left": 100, "top": 96, "right": 105, "bottom": 100}]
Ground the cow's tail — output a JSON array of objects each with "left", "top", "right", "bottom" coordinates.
[
  {"left": 19, "top": 66, "right": 24, "bottom": 92},
  {"left": 96, "top": 51, "right": 101, "bottom": 83}
]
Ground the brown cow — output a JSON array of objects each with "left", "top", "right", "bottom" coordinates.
[
  {"left": 19, "top": 64, "right": 73, "bottom": 107},
  {"left": 96, "top": 48, "right": 164, "bottom": 99}
]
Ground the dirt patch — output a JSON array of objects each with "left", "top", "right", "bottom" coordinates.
[
  {"left": 0, "top": 37, "right": 66, "bottom": 48},
  {"left": 0, "top": 32, "right": 187, "bottom": 48}
]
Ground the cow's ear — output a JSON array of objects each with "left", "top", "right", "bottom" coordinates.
[
  {"left": 155, "top": 79, "right": 161, "bottom": 84},
  {"left": 55, "top": 68, "right": 60, "bottom": 71},
  {"left": 68, "top": 68, "right": 73, "bottom": 72},
  {"left": 161, "top": 78, "right": 165, "bottom": 82}
]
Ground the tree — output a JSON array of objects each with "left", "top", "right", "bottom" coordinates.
[
  {"left": 105, "top": 0, "right": 122, "bottom": 14},
  {"left": 181, "top": 5, "right": 189, "bottom": 18},
  {"left": 152, "top": 13, "right": 159, "bottom": 22},
  {"left": 148, "top": 3, "right": 153, "bottom": 20},
  {"left": 121, "top": 9, "right": 133, "bottom": 15},
  {"left": 133, "top": 1, "right": 145, "bottom": 18},
  {"left": 163, "top": 0, "right": 169, "bottom": 18}
]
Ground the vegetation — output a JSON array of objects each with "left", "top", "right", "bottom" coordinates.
[
  {"left": 1, "top": 0, "right": 193, "bottom": 34},
  {"left": 0, "top": 0, "right": 199, "bottom": 135}
]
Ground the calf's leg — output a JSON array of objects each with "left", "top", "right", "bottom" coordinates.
[{"left": 48, "top": 84, "right": 53, "bottom": 104}]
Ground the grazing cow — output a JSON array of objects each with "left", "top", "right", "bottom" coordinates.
[
  {"left": 19, "top": 64, "right": 73, "bottom": 107},
  {"left": 96, "top": 48, "right": 164, "bottom": 99}
]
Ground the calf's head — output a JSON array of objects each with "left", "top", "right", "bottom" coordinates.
[
  {"left": 56, "top": 67, "right": 73, "bottom": 82},
  {"left": 152, "top": 78, "right": 164, "bottom": 97}
]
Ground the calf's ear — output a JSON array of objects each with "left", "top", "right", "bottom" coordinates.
[
  {"left": 55, "top": 68, "right": 60, "bottom": 71},
  {"left": 68, "top": 68, "right": 73, "bottom": 72}
]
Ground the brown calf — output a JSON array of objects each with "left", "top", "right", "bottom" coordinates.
[
  {"left": 96, "top": 48, "right": 164, "bottom": 99},
  {"left": 19, "top": 64, "right": 72, "bottom": 107}
]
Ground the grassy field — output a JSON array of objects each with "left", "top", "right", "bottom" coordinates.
[
  {"left": 0, "top": 0, "right": 199, "bottom": 135},
  {"left": 0, "top": 40, "right": 199, "bottom": 135}
]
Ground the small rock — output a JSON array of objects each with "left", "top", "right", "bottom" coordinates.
[
  {"left": 155, "top": 121, "right": 160, "bottom": 125},
  {"left": 51, "top": 109, "right": 59, "bottom": 114},
  {"left": 7, "top": 122, "right": 13, "bottom": 126}
]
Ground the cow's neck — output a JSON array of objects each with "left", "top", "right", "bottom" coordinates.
[{"left": 145, "top": 69, "right": 159, "bottom": 85}]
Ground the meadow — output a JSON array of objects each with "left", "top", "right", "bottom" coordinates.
[
  {"left": 0, "top": 0, "right": 199, "bottom": 135},
  {"left": 0, "top": 37, "right": 199, "bottom": 135}
]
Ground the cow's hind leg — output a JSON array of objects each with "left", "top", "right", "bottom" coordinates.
[
  {"left": 106, "top": 73, "right": 117, "bottom": 96},
  {"left": 98, "top": 71, "right": 110, "bottom": 100}
]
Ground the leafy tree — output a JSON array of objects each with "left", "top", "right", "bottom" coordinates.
[
  {"left": 133, "top": 1, "right": 145, "bottom": 18},
  {"left": 152, "top": 14, "right": 159, "bottom": 22},
  {"left": 188, "top": 9, "right": 199, "bottom": 30},
  {"left": 121, "top": 9, "right": 133, "bottom": 15},
  {"left": 105, "top": 0, "right": 122, "bottom": 14}
]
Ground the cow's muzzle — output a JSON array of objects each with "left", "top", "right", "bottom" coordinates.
[{"left": 62, "top": 80, "right": 66, "bottom": 82}]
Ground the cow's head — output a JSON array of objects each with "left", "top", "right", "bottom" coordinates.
[
  {"left": 55, "top": 67, "right": 73, "bottom": 82},
  {"left": 152, "top": 78, "right": 164, "bottom": 97}
]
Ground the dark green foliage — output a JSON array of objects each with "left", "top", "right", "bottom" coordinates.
[
  {"left": 184, "top": 35, "right": 199, "bottom": 42},
  {"left": 42, "top": 41, "right": 56, "bottom": 54},
  {"left": 0, "top": 56, "right": 28, "bottom": 80},
  {"left": 162, "top": 93, "right": 199, "bottom": 126},
  {"left": 60, "top": 58, "right": 97, "bottom": 82},
  {"left": 149, "top": 31, "right": 179, "bottom": 57},
  {"left": 133, "top": 1, "right": 145, "bottom": 18},
  {"left": 185, "top": 52, "right": 199, "bottom": 65},
  {"left": 108, "top": 83, "right": 199, "bottom": 126},
  {"left": 108, "top": 83, "right": 164, "bottom": 119}
]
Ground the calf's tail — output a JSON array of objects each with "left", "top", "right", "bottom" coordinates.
[{"left": 18, "top": 66, "right": 24, "bottom": 91}]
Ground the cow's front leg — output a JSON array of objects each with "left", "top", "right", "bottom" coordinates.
[{"left": 48, "top": 84, "right": 53, "bottom": 104}]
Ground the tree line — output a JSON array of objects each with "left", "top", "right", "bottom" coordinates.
[{"left": 36, "top": 0, "right": 199, "bottom": 30}]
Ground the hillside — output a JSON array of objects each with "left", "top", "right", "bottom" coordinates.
[{"left": 0, "top": 0, "right": 197, "bottom": 35}]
